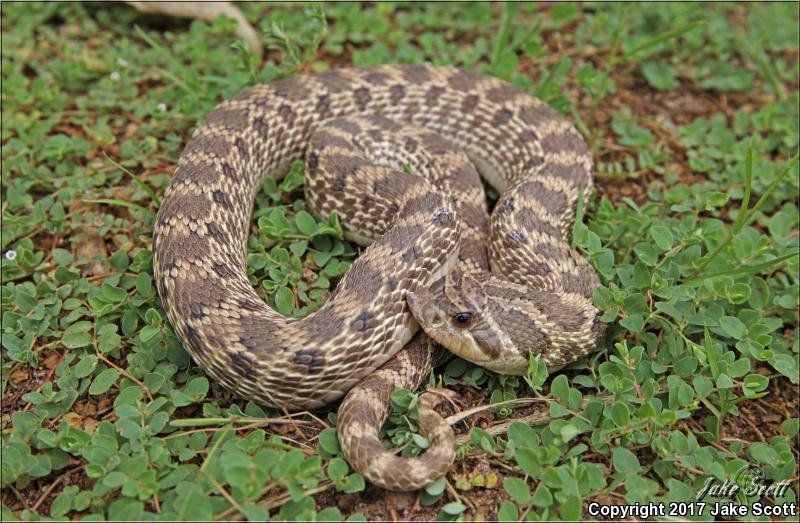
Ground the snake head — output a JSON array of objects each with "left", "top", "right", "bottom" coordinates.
[{"left": 407, "top": 272, "right": 529, "bottom": 375}]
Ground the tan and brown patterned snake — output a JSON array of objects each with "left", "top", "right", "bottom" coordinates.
[{"left": 153, "top": 64, "right": 605, "bottom": 491}]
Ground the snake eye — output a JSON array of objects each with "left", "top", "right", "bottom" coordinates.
[{"left": 453, "top": 312, "right": 471, "bottom": 327}]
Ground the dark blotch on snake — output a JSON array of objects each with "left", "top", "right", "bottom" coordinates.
[
  {"left": 517, "top": 181, "right": 568, "bottom": 218},
  {"left": 461, "top": 94, "right": 480, "bottom": 113},
  {"left": 492, "top": 108, "right": 514, "bottom": 127},
  {"left": 313, "top": 132, "right": 352, "bottom": 151},
  {"left": 238, "top": 297, "right": 262, "bottom": 311},
  {"left": 230, "top": 352, "right": 257, "bottom": 379},
  {"left": 559, "top": 269, "right": 589, "bottom": 296},
  {"left": 329, "top": 119, "right": 362, "bottom": 135},
  {"left": 316, "top": 94, "right": 332, "bottom": 118},
  {"left": 537, "top": 300, "right": 585, "bottom": 332},
  {"left": 335, "top": 173, "right": 347, "bottom": 193},
  {"left": 539, "top": 162, "right": 586, "bottom": 185},
  {"left": 386, "top": 224, "right": 425, "bottom": 254},
  {"left": 389, "top": 84, "right": 406, "bottom": 105},
  {"left": 221, "top": 162, "right": 235, "bottom": 180},
  {"left": 400, "top": 64, "right": 432, "bottom": 83},
  {"left": 158, "top": 192, "right": 212, "bottom": 223},
  {"left": 238, "top": 332, "right": 263, "bottom": 350},
  {"left": 211, "top": 261, "right": 235, "bottom": 279},
  {"left": 364, "top": 70, "right": 390, "bottom": 85},
  {"left": 272, "top": 77, "right": 309, "bottom": 101},
  {"left": 425, "top": 85, "right": 445, "bottom": 106},
  {"left": 184, "top": 325, "right": 206, "bottom": 357},
  {"left": 156, "top": 276, "right": 169, "bottom": 301},
  {"left": 316, "top": 69, "right": 350, "bottom": 94},
  {"left": 328, "top": 154, "right": 369, "bottom": 178},
  {"left": 353, "top": 87, "right": 372, "bottom": 111},
  {"left": 205, "top": 106, "right": 249, "bottom": 131},
  {"left": 366, "top": 129, "right": 384, "bottom": 143},
  {"left": 253, "top": 116, "right": 269, "bottom": 137},
  {"left": 189, "top": 302, "right": 206, "bottom": 320},
  {"left": 516, "top": 211, "right": 561, "bottom": 240},
  {"left": 508, "top": 231, "right": 528, "bottom": 243},
  {"left": 234, "top": 137, "right": 250, "bottom": 161},
  {"left": 485, "top": 83, "right": 520, "bottom": 104},
  {"left": 591, "top": 311, "right": 607, "bottom": 338},
  {"left": 212, "top": 190, "right": 233, "bottom": 211},
  {"left": 502, "top": 309, "right": 551, "bottom": 356},
  {"left": 446, "top": 69, "right": 482, "bottom": 91},
  {"left": 432, "top": 207, "right": 456, "bottom": 228},
  {"left": 523, "top": 156, "right": 545, "bottom": 171},
  {"left": 172, "top": 162, "right": 217, "bottom": 186},
  {"left": 532, "top": 241, "right": 565, "bottom": 263},
  {"left": 458, "top": 202, "right": 489, "bottom": 228},
  {"left": 401, "top": 246, "right": 422, "bottom": 262},
  {"left": 230, "top": 84, "right": 259, "bottom": 102},
  {"left": 277, "top": 104, "right": 296, "bottom": 124},
  {"left": 402, "top": 192, "right": 441, "bottom": 217},
  {"left": 518, "top": 103, "right": 556, "bottom": 128},
  {"left": 206, "top": 222, "right": 225, "bottom": 242},
  {"left": 361, "top": 194, "right": 373, "bottom": 208},
  {"left": 346, "top": 263, "right": 385, "bottom": 302},
  {"left": 540, "top": 129, "right": 588, "bottom": 156},
  {"left": 350, "top": 310, "right": 375, "bottom": 332},
  {"left": 292, "top": 349, "right": 325, "bottom": 374},
  {"left": 250, "top": 95, "right": 269, "bottom": 111},
  {"left": 161, "top": 261, "right": 177, "bottom": 275},
  {"left": 184, "top": 134, "right": 230, "bottom": 158},
  {"left": 307, "top": 152, "right": 319, "bottom": 170}
]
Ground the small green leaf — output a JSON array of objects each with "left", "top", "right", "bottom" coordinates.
[
  {"left": 274, "top": 286, "right": 295, "bottom": 315},
  {"left": 503, "top": 477, "right": 531, "bottom": 504},
  {"left": 73, "top": 355, "right": 98, "bottom": 378},
  {"left": 693, "top": 376, "right": 713, "bottom": 398},
  {"left": 327, "top": 457, "right": 348, "bottom": 481},
  {"left": 716, "top": 373, "right": 734, "bottom": 389},
  {"left": 425, "top": 477, "right": 446, "bottom": 496},
  {"left": 619, "top": 313, "right": 645, "bottom": 332},
  {"left": 719, "top": 316, "right": 747, "bottom": 339},
  {"left": 650, "top": 225, "right": 674, "bottom": 250},
  {"left": 441, "top": 502, "right": 467, "bottom": 516},
  {"left": 742, "top": 373, "right": 768, "bottom": 393},
  {"left": 611, "top": 402, "right": 631, "bottom": 427},
  {"left": 139, "top": 325, "right": 160, "bottom": 343},
  {"left": 62, "top": 331, "right": 93, "bottom": 349},
  {"left": 185, "top": 377, "right": 209, "bottom": 400},
  {"left": 470, "top": 427, "right": 495, "bottom": 452},
  {"left": 318, "top": 428, "right": 341, "bottom": 455},
  {"left": 530, "top": 484, "right": 554, "bottom": 507},
  {"left": 612, "top": 447, "right": 640, "bottom": 474},
  {"left": 89, "top": 368, "right": 120, "bottom": 395},
  {"left": 497, "top": 501, "right": 519, "bottom": 522},
  {"left": 294, "top": 210, "right": 317, "bottom": 236}
]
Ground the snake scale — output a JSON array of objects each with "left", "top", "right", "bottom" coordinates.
[{"left": 153, "top": 64, "right": 605, "bottom": 491}]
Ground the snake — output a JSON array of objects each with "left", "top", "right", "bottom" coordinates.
[{"left": 152, "top": 64, "right": 605, "bottom": 491}]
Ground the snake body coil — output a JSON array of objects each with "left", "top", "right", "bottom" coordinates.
[{"left": 153, "top": 65, "right": 605, "bottom": 490}]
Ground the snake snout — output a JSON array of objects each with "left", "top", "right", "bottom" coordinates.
[{"left": 407, "top": 290, "right": 446, "bottom": 329}]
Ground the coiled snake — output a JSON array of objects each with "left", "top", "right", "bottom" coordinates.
[{"left": 153, "top": 64, "right": 605, "bottom": 491}]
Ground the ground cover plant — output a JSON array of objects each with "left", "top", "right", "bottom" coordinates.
[{"left": 1, "top": 2, "right": 798, "bottom": 521}]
